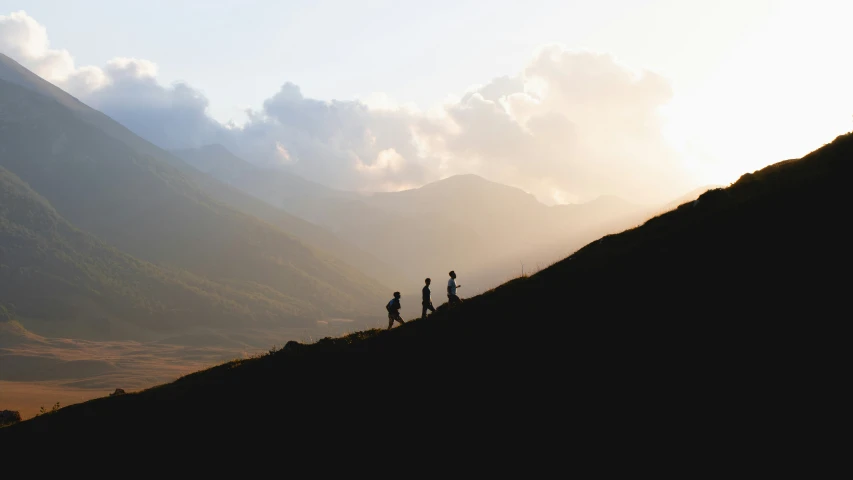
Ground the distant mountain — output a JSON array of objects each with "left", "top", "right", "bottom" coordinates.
[
  {"left": 171, "top": 145, "right": 485, "bottom": 287},
  {"left": 174, "top": 144, "right": 256, "bottom": 180},
  {"left": 0, "top": 56, "right": 388, "bottom": 339},
  {"left": 172, "top": 144, "right": 344, "bottom": 202},
  {"left": 363, "top": 174, "right": 648, "bottom": 249},
  {"left": 171, "top": 144, "right": 403, "bottom": 286},
  {"left": 0, "top": 166, "right": 314, "bottom": 341},
  {"left": 170, "top": 144, "right": 657, "bottom": 301},
  {"left": 171, "top": 143, "right": 388, "bottom": 234},
  {"left": 7, "top": 126, "right": 849, "bottom": 450},
  {"left": 356, "top": 174, "right": 653, "bottom": 301},
  {"left": 364, "top": 173, "right": 543, "bottom": 215},
  {"left": 153, "top": 146, "right": 661, "bottom": 319}
]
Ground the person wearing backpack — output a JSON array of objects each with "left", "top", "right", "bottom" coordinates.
[
  {"left": 447, "top": 271, "right": 462, "bottom": 305},
  {"left": 386, "top": 292, "right": 405, "bottom": 330},
  {"left": 422, "top": 278, "right": 436, "bottom": 320}
]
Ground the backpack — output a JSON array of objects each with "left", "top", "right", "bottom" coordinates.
[{"left": 386, "top": 299, "right": 395, "bottom": 313}]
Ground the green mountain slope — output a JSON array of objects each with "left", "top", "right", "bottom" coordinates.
[
  {"left": 0, "top": 75, "right": 386, "bottom": 329},
  {"left": 4, "top": 123, "right": 848, "bottom": 447},
  {"left": 0, "top": 166, "right": 318, "bottom": 340},
  {"left": 0, "top": 53, "right": 400, "bottom": 289}
]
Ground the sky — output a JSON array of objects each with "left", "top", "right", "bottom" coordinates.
[{"left": 1, "top": 0, "right": 852, "bottom": 205}]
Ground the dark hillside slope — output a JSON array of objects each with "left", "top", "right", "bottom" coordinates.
[{"left": 3, "top": 132, "right": 849, "bottom": 449}]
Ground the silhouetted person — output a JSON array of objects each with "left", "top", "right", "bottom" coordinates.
[
  {"left": 447, "top": 270, "right": 462, "bottom": 305},
  {"left": 422, "top": 278, "right": 436, "bottom": 320},
  {"left": 386, "top": 291, "right": 404, "bottom": 329}
]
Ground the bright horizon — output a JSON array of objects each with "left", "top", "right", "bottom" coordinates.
[{"left": 2, "top": 0, "right": 852, "bottom": 205}]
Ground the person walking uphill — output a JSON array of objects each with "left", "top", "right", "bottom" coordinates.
[
  {"left": 447, "top": 271, "right": 462, "bottom": 305},
  {"left": 386, "top": 292, "right": 405, "bottom": 330},
  {"left": 422, "top": 278, "right": 436, "bottom": 320}
]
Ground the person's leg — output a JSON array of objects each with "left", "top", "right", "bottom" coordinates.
[
  {"left": 396, "top": 314, "right": 405, "bottom": 325},
  {"left": 422, "top": 303, "right": 428, "bottom": 320},
  {"left": 428, "top": 302, "right": 436, "bottom": 314},
  {"left": 387, "top": 314, "right": 394, "bottom": 329}
]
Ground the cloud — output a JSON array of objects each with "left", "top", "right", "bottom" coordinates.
[
  {"left": 0, "top": 10, "right": 75, "bottom": 81},
  {"left": 84, "top": 60, "right": 223, "bottom": 150},
  {"left": 1, "top": 12, "right": 693, "bottom": 204},
  {"left": 454, "top": 45, "right": 687, "bottom": 203},
  {"left": 0, "top": 11, "right": 222, "bottom": 150},
  {"left": 222, "top": 82, "right": 435, "bottom": 191}
]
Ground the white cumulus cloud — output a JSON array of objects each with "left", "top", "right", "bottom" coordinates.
[{"left": 1, "top": 11, "right": 693, "bottom": 204}]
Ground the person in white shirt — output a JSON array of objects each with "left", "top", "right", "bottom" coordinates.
[{"left": 447, "top": 270, "right": 462, "bottom": 305}]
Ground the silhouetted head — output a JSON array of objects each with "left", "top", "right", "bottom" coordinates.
[
  {"left": 393, "top": 291, "right": 401, "bottom": 298},
  {"left": 449, "top": 271, "right": 456, "bottom": 278},
  {"left": 425, "top": 278, "right": 431, "bottom": 285}
]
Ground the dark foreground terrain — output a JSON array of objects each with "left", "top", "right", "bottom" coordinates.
[{"left": 2, "top": 133, "right": 849, "bottom": 462}]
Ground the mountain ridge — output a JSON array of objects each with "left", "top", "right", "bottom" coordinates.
[
  {"left": 1, "top": 52, "right": 399, "bottom": 292},
  {"left": 171, "top": 144, "right": 404, "bottom": 286},
  {"left": 173, "top": 143, "right": 658, "bottom": 298},
  {"left": 0, "top": 60, "right": 389, "bottom": 337}
]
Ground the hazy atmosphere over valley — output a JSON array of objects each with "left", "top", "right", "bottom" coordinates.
[{"left": 0, "top": 0, "right": 850, "bottom": 446}]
